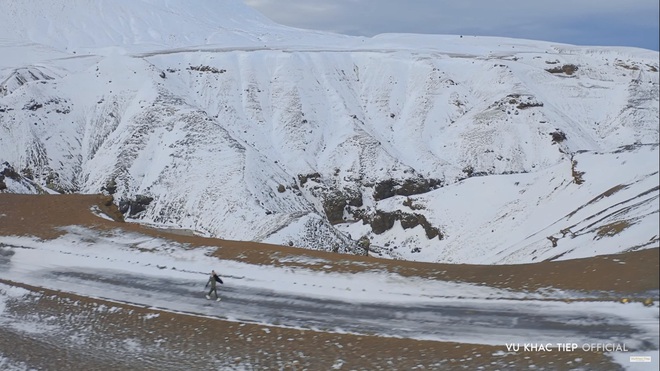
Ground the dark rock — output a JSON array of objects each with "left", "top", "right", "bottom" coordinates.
[
  {"left": 134, "top": 195, "right": 154, "bottom": 205},
  {"left": 369, "top": 210, "right": 442, "bottom": 239},
  {"left": 398, "top": 178, "right": 435, "bottom": 196},
  {"left": 373, "top": 179, "right": 398, "bottom": 200},
  {"left": 45, "top": 171, "right": 67, "bottom": 193},
  {"left": 130, "top": 194, "right": 154, "bottom": 215},
  {"left": 118, "top": 199, "right": 130, "bottom": 214},
  {"left": 399, "top": 213, "right": 421, "bottom": 229},
  {"left": 187, "top": 65, "right": 226, "bottom": 74},
  {"left": 545, "top": 64, "right": 578, "bottom": 75},
  {"left": 345, "top": 188, "right": 363, "bottom": 207},
  {"left": 1, "top": 162, "right": 20, "bottom": 180},
  {"left": 517, "top": 101, "right": 543, "bottom": 109},
  {"left": 351, "top": 208, "right": 368, "bottom": 223},
  {"left": 129, "top": 201, "right": 148, "bottom": 216},
  {"left": 24, "top": 101, "right": 43, "bottom": 111},
  {"left": 323, "top": 190, "right": 347, "bottom": 224},
  {"left": 370, "top": 212, "right": 396, "bottom": 234},
  {"left": 550, "top": 130, "right": 567, "bottom": 144},
  {"left": 374, "top": 177, "right": 442, "bottom": 201},
  {"left": 297, "top": 172, "right": 321, "bottom": 187},
  {"left": 423, "top": 222, "right": 441, "bottom": 239},
  {"left": 103, "top": 179, "right": 117, "bottom": 194},
  {"left": 357, "top": 235, "right": 370, "bottom": 251},
  {"left": 119, "top": 195, "right": 154, "bottom": 216}
]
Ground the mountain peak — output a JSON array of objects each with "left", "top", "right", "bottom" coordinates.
[
  {"left": 1, "top": 1, "right": 658, "bottom": 264},
  {"left": 0, "top": 0, "right": 279, "bottom": 51}
]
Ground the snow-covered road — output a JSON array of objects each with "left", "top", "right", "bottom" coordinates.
[
  {"left": 3, "top": 266, "right": 653, "bottom": 349},
  {"left": 1, "top": 226, "right": 658, "bottom": 354}
]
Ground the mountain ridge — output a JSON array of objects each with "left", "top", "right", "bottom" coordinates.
[
  {"left": 0, "top": 0, "right": 285, "bottom": 52},
  {"left": 1, "top": 0, "right": 658, "bottom": 263}
]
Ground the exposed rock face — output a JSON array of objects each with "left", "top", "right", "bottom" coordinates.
[
  {"left": 322, "top": 190, "right": 349, "bottom": 225},
  {"left": 357, "top": 235, "right": 370, "bottom": 255},
  {"left": 550, "top": 130, "right": 567, "bottom": 144},
  {"left": 0, "top": 66, "right": 56, "bottom": 97},
  {"left": 1, "top": 162, "right": 20, "bottom": 181},
  {"left": 545, "top": 64, "right": 579, "bottom": 75},
  {"left": 297, "top": 173, "right": 322, "bottom": 187},
  {"left": 373, "top": 178, "right": 442, "bottom": 201},
  {"left": 0, "top": 162, "right": 43, "bottom": 194},
  {"left": 45, "top": 171, "right": 70, "bottom": 193},
  {"left": 99, "top": 194, "right": 125, "bottom": 222},
  {"left": 322, "top": 188, "right": 363, "bottom": 225},
  {"left": 368, "top": 210, "right": 443, "bottom": 240},
  {"left": 0, "top": 2, "right": 657, "bottom": 261},
  {"left": 103, "top": 179, "right": 118, "bottom": 195},
  {"left": 119, "top": 195, "right": 154, "bottom": 217}
]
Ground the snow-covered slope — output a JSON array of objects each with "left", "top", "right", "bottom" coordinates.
[
  {"left": 0, "top": 0, "right": 280, "bottom": 52},
  {"left": 1, "top": 0, "right": 658, "bottom": 263}
]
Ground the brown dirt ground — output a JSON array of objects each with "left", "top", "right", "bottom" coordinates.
[
  {"left": 1, "top": 193, "right": 658, "bottom": 369},
  {"left": 1, "top": 194, "right": 658, "bottom": 295},
  {"left": 0, "top": 280, "right": 621, "bottom": 371}
]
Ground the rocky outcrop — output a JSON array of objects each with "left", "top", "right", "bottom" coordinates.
[
  {"left": 357, "top": 235, "right": 370, "bottom": 255},
  {"left": 322, "top": 188, "right": 363, "bottom": 224},
  {"left": 297, "top": 173, "right": 321, "bottom": 187},
  {"left": 1, "top": 162, "right": 20, "bottom": 181},
  {"left": 367, "top": 210, "right": 443, "bottom": 240},
  {"left": 545, "top": 64, "right": 578, "bottom": 75},
  {"left": 550, "top": 130, "right": 567, "bottom": 144},
  {"left": 187, "top": 65, "right": 226, "bottom": 74},
  {"left": 373, "top": 177, "right": 442, "bottom": 201},
  {"left": 119, "top": 194, "right": 154, "bottom": 217},
  {"left": 1, "top": 163, "right": 16, "bottom": 189},
  {"left": 98, "top": 195, "right": 125, "bottom": 222},
  {"left": 0, "top": 162, "right": 45, "bottom": 194},
  {"left": 45, "top": 171, "right": 69, "bottom": 193},
  {"left": 102, "top": 179, "right": 118, "bottom": 194}
]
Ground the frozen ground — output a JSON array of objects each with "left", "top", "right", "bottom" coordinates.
[
  {"left": 0, "top": 0, "right": 658, "bottom": 369},
  {"left": 1, "top": 0, "right": 658, "bottom": 260},
  {"left": 1, "top": 225, "right": 658, "bottom": 369}
]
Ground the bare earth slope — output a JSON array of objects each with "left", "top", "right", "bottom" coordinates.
[{"left": 1, "top": 194, "right": 658, "bottom": 370}]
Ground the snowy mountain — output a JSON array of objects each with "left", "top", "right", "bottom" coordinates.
[{"left": 1, "top": 0, "right": 658, "bottom": 263}]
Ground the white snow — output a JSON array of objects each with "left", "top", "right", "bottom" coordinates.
[
  {"left": 0, "top": 227, "right": 530, "bottom": 303},
  {"left": 0, "top": 1, "right": 657, "bottom": 368},
  {"left": 1, "top": 3, "right": 658, "bottom": 258},
  {"left": 0, "top": 228, "right": 658, "bottom": 369}
]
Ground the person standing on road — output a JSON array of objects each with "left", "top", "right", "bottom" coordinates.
[{"left": 205, "top": 270, "right": 222, "bottom": 301}]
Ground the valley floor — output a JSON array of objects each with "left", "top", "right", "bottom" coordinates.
[{"left": 0, "top": 194, "right": 658, "bottom": 370}]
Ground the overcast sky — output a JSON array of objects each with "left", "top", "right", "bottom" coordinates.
[{"left": 245, "top": 0, "right": 659, "bottom": 51}]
